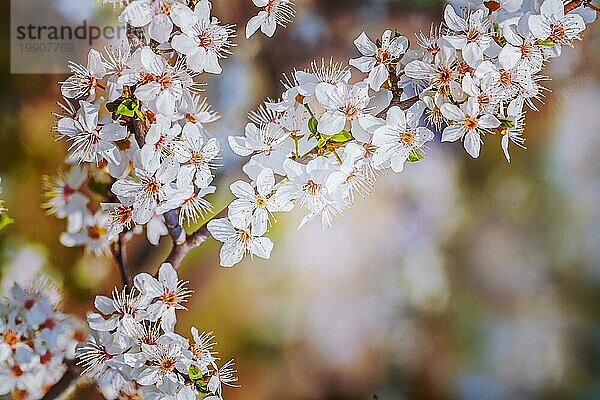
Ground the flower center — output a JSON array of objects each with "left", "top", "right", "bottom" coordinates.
[
  {"left": 499, "top": 70, "right": 512, "bottom": 85},
  {"left": 144, "top": 177, "right": 161, "bottom": 195},
  {"left": 303, "top": 180, "right": 321, "bottom": 196},
  {"left": 264, "top": 0, "right": 275, "bottom": 14},
  {"left": 89, "top": 129, "right": 102, "bottom": 144},
  {"left": 159, "top": 290, "right": 178, "bottom": 307},
  {"left": 466, "top": 29, "right": 481, "bottom": 43},
  {"left": 41, "top": 318, "right": 56, "bottom": 330},
  {"left": 62, "top": 184, "right": 76, "bottom": 199},
  {"left": 437, "top": 68, "right": 453, "bottom": 84},
  {"left": 238, "top": 229, "right": 252, "bottom": 242},
  {"left": 464, "top": 115, "right": 479, "bottom": 131},
  {"left": 154, "top": 135, "right": 167, "bottom": 150},
  {"left": 139, "top": 71, "right": 157, "bottom": 85},
  {"left": 159, "top": 1, "right": 172, "bottom": 15},
  {"left": 40, "top": 351, "right": 52, "bottom": 365},
  {"left": 519, "top": 43, "right": 533, "bottom": 58},
  {"left": 73, "top": 329, "right": 86, "bottom": 342},
  {"left": 114, "top": 205, "right": 134, "bottom": 225},
  {"left": 189, "top": 343, "right": 203, "bottom": 359},
  {"left": 87, "top": 225, "right": 106, "bottom": 240},
  {"left": 549, "top": 24, "right": 565, "bottom": 42},
  {"left": 256, "top": 196, "right": 266, "bottom": 207},
  {"left": 118, "top": 392, "right": 142, "bottom": 400},
  {"left": 159, "top": 74, "right": 172, "bottom": 90},
  {"left": 400, "top": 130, "right": 415, "bottom": 146},
  {"left": 24, "top": 299, "right": 35, "bottom": 310},
  {"left": 342, "top": 104, "right": 359, "bottom": 120},
  {"left": 198, "top": 33, "right": 213, "bottom": 48},
  {"left": 363, "top": 143, "right": 376, "bottom": 158},
  {"left": 12, "top": 389, "right": 28, "bottom": 400},
  {"left": 477, "top": 94, "right": 491, "bottom": 107},
  {"left": 375, "top": 49, "right": 392, "bottom": 65},
  {"left": 10, "top": 365, "right": 24, "bottom": 377},
  {"left": 191, "top": 152, "right": 205, "bottom": 165},
  {"left": 185, "top": 113, "right": 198, "bottom": 123},
  {"left": 160, "top": 357, "right": 176, "bottom": 372},
  {"left": 2, "top": 330, "right": 20, "bottom": 347}
]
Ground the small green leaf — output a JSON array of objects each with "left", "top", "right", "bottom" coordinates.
[
  {"left": 330, "top": 130, "right": 351, "bottom": 143},
  {"left": 189, "top": 365, "right": 203, "bottom": 380},
  {"left": 106, "top": 100, "right": 120, "bottom": 113},
  {"left": 408, "top": 151, "right": 424, "bottom": 162},
  {"left": 317, "top": 136, "right": 328, "bottom": 148},
  {"left": 0, "top": 214, "right": 14, "bottom": 231},
  {"left": 308, "top": 117, "right": 318, "bottom": 135},
  {"left": 537, "top": 39, "right": 555, "bottom": 47},
  {"left": 498, "top": 117, "right": 514, "bottom": 128},
  {"left": 88, "top": 178, "right": 112, "bottom": 197},
  {"left": 195, "top": 378, "right": 209, "bottom": 393},
  {"left": 117, "top": 99, "right": 138, "bottom": 117},
  {"left": 135, "top": 108, "right": 145, "bottom": 120}
]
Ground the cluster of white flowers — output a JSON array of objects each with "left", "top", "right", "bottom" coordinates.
[
  {"left": 0, "top": 278, "right": 85, "bottom": 399},
  {"left": 77, "top": 263, "right": 237, "bottom": 400},
  {"left": 203, "top": 0, "right": 597, "bottom": 267},
  {"left": 34, "top": 0, "right": 597, "bottom": 395},
  {"left": 45, "top": 0, "right": 235, "bottom": 254}
]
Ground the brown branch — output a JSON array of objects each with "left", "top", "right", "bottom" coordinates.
[
  {"left": 564, "top": 0, "right": 599, "bottom": 13},
  {"left": 164, "top": 209, "right": 186, "bottom": 245},
  {"left": 132, "top": 119, "right": 146, "bottom": 147},
  {"left": 40, "top": 360, "right": 82, "bottom": 400},
  {"left": 376, "top": 95, "right": 421, "bottom": 118},
  {"left": 164, "top": 207, "right": 228, "bottom": 269},
  {"left": 565, "top": 0, "right": 584, "bottom": 12}
]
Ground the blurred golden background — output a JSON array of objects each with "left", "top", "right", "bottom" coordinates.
[{"left": 1, "top": 0, "right": 600, "bottom": 399}]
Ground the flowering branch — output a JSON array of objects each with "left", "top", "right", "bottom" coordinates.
[{"left": 18, "top": 0, "right": 597, "bottom": 399}]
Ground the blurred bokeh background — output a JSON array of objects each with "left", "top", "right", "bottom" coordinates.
[{"left": 1, "top": 0, "right": 600, "bottom": 399}]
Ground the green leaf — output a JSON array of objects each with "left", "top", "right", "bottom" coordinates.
[
  {"left": 135, "top": 108, "right": 145, "bottom": 120},
  {"left": 537, "top": 39, "right": 555, "bottom": 47},
  {"left": 107, "top": 98, "right": 141, "bottom": 119},
  {"left": 330, "top": 130, "right": 351, "bottom": 143},
  {"left": 317, "top": 136, "right": 328, "bottom": 148},
  {"left": 88, "top": 178, "right": 112, "bottom": 197},
  {"left": 408, "top": 151, "right": 424, "bottom": 162},
  {"left": 106, "top": 100, "right": 120, "bottom": 113},
  {"left": 0, "top": 214, "right": 14, "bottom": 231},
  {"left": 188, "top": 365, "right": 203, "bottom": 380},
  {"left": 195, "top": 378, "right": 209, "bottom": 394},
  {"left": 498, "top": 117, "right": 514, "bottom": 128},
  {"left": 117, "top": 99, "right": 138, "bottom": 117},
  {"left": 308, "top": 117, "right": 318, "bottom": 135}
]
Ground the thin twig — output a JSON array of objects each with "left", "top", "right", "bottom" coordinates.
[
  {"left": 164, "top": 209, "right": 186, "bottom": 245},
  {"left": 376, "top": 95, "right": 421, "bottom": 118},
  {"left": 164, "top": 207, "right": 229, "bottom": 269},
  {"left": 564, "top": 0, "right": 600, "bottom": 12},
  {"left": 40, "top": 360, "right": 82, "bottom": 400}
]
